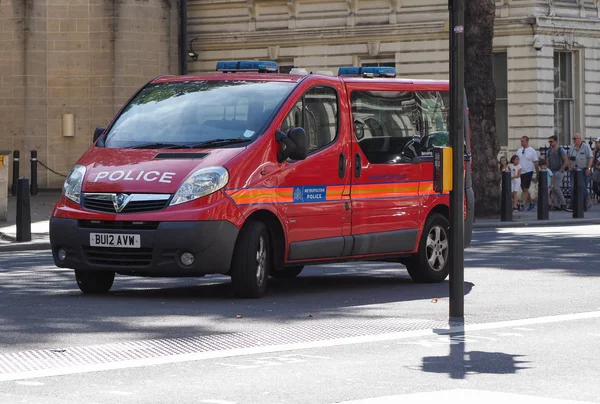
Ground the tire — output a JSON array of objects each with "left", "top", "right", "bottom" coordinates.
[
  {"left": 405, "top": 213, "right": 450, "bottom": 283},
  {"left": 75, "top": 270, "right": 115, "bottom": 294},
  {"left": 230, "top": 221, "right": 271, "bottom": 298},
  {"left": 270, "top": 265, "right": 304, "bottom": 279}
]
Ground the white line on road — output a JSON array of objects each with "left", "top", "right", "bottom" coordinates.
[
  {"left": 1, "top": 310, "right": 600, "bottom": 382},
  {"left": 334, "top": 389, "right": 598, "bottom": 404}
]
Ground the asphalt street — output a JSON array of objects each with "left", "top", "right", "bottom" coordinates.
[{"left": 0, "top": 225, "right": 599, "bottom": 403}]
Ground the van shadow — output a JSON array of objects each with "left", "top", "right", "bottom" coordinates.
[{"left": 0, "top": 258, "right": 474, "bottom": 349}]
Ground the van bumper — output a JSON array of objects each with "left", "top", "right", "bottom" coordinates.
[{"left": 50, "top": 218, "right": 239, "bottom": 276}]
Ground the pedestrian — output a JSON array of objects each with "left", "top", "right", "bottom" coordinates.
[
  {"left": 499, "top": 155, "right": 509, "bottom": 172},
  {"left": 538, "top": 158, "right": 554, "bottom": 207},
  {"left": 509, "top": 154, "right": 522, "bottom": 211},
  {"left": 567, "top": 133, "right": 594, "bottom": 211},
  {"left": 546, "top": 135, "right": 568, "bottom": 210},
  {"left": 516, "top": 136, "right": 539, "bottom": 211}
]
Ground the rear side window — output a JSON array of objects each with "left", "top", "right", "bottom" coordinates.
[
  {"left": 281, "top": 86, "right": 339, "bottom": 154},
  {"left": 351, "top": 90, "right": 449, "bottom": 164}
]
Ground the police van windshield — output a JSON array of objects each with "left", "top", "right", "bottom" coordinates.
[{"left": 102, "top": 81, "right": 296, "bottom": 149}]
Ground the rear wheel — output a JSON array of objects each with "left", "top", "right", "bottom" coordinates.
[
  {"left": 405, "top": 213, "right": 449, "bottom": 283},
  {"left": 270, "top": 265, "right": 304, "bottom": 279},
  {"left": 75, "top": 270, "right": 115, "bottom": 294},
  {"left": 230, "top": 221, "right": 271, "bottom": 298}
]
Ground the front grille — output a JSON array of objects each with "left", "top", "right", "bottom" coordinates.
[
  {"left": 83, "top": 246, "right": 153, "bottom": 267},
  {"left": 82, "top": 193, "right": 171, "bottom": 214},
  {"left": 78, "top": 220, "right": 160, "bottom": 231}
]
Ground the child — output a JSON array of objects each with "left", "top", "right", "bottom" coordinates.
[
  {"left": 509, "top": 155, "right": 522, "bottom": 210},
  {"left": 538, "top": 158, "right": 554, "bottom": 208},
  {"left": 499, "top": 155, "right": 509, "bottom": 172}
]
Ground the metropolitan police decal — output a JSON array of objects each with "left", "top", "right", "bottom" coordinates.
[{"left": 293, "top": 186, "right": 327, "bottom": 203}]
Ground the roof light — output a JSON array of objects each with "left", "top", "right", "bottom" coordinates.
[
  {"left": 216, "top": 60, "right": 279, "bottom": 73},
  {"left": 289, "top": 68, "right": 309, "bottom": 76},
  {"left": 338, "top": 66, "right": 397, "bottom": 78}
]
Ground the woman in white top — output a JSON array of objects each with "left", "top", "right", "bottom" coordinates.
[{"left": 509, "top": 154, "right": 522, "bottom": 210}]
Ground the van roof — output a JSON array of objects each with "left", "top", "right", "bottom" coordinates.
[{"left": 151, "top": 73, "right": 449, "bottom": 87}]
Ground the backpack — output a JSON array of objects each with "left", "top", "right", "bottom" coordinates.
[{"left": 548, "top": 147, "right": 565, "bottom": 171}]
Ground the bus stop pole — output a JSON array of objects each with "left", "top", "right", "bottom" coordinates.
[{"left": 448, "top": 0, "right": 465, "bottom": 319}]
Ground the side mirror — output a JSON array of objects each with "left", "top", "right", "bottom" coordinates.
[
  {"left": 353, "top": 119, "right": 365, "bottom": 140},
  {"left": 276, "top": 127, "right": 308, "bottom": 163},
  {"left": 93, "top": 127, "right": 106, "bottom": 143}
]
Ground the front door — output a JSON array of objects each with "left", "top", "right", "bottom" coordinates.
[
  {"left": 276, "top": 83, "right": 351, "bottom": 261},
  {"left": 347, "top": 86, "right": 423, "bottom": 256}
]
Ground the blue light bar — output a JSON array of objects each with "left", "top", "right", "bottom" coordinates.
[
  {"left": 338, "top": 66, "right": 396, "bottom": 78},
  {"left": 216, "top": 60, "right": 279, "bottom": 73}
]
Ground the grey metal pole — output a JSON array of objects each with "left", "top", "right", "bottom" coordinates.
[
  {"left": 180, "top": 0, "right": 188, "bottom": 75},
  {"left": 448, "top": 0, "right": 465, "bottom": 319}
]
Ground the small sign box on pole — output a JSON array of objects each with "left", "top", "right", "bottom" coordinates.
[{"left": 433, "top": 146, "right": 453, "bottom": 194}]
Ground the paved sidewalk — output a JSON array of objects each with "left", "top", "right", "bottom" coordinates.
[
  {"left": 473, "top": 201, "right": 600, "bottom": 228},
  {"left": 0, "top": 190, "right": 59, "bottom": 252},
  {"left": 1, "top": 191, "right": 600, "bottom": 252}
]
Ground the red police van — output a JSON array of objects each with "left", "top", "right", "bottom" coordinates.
[{"left": 50, "top": 62, "right": 474, "bottom": 298}]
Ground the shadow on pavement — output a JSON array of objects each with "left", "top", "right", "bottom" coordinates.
[
  {"left": 421, "top": 324, "right": 531, "bottom": 378},
  {"left": 467, "top": 226, "right": 600, "bottom": 277},
  {"left": 0, "top": 253, "right": 474, "bottom": 351}
]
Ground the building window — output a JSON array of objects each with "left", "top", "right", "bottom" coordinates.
[
  {"left": 554, "top": 51, "right": 574, "bottom": 145},
  {"left": 361, "top": 60, "right": 395, "bottom": 68},
  {"left": 492, "top": 52, "right": 508, "bottom": 147}
]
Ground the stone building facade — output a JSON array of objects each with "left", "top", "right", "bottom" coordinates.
[
  {"left": 1, "top": 0, "right": 180, "bottom": 188},
  {"left": 187, "top": 0, "right": 600, "bottom": 158},
  {"left": 2, "top": 0, "right": 600, "bottom": 189}
]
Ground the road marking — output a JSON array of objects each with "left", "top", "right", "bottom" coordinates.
[
  {"left": 199, "top": 400, "right": 237, "bottom": 404},
  {"left": 1, "top": 310, "right": 599, "bottom": 382},
  {"left": 14, "top": 381, "right": 45, "bottom": 386},
  {"left": 334, "top": 389, "right": 597, "bottom": 403},
  {"left": 513, "top": 327, "right": 535, "bottom": 331}
]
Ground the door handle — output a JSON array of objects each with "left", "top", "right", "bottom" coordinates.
[
  {"left": 338, "top": 153, "right": 346, "bottom": 178},
  {"left": 355, "top": 153, "right": 362, "bottom": 178}
]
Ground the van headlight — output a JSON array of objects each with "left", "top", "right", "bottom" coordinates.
[
  {"left": 63, "top": 164, "right": 86, "bottom": 204},
  {"left": 170, "top": 167, "right": 229, "bottom": 206}
]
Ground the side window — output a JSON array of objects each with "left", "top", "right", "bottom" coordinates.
[
  {"left": 281, "top": 86, "right": 339, "bottom": 154},
  {"left": 351, "top": 90, "right": 449, "bottom": 164}
]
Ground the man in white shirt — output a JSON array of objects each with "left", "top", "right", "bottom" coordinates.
[{"left": 516, "top": 136, "right": 539, "bottom": 211}]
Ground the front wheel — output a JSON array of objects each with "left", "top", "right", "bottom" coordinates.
[
  {"left": 230, "top": 221, "right": 271, "bottom": 298},
  {"left": 405, "top": 213, "right": 449, "bottom": 283},
  {"left": 75, "top": 270, "right": 115, "bottom": 294}
]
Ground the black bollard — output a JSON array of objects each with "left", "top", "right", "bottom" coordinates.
[
  {"left": 501, "top": 170, "right": 512, "bottom": 221},
  {"left": 537, "top": 169, "right": 549, "bottom": 220},
  {"left": 30, "top": 150, "right": 38, "bottom": 196},
  {"left": 16, "top": 177, "right": 32, "bottom": 242},
  {"left": 11, "top": 150, "right": 19, "bottom": 196},
  {"left": 573, "top": 169, "right": 585, "bottom": 219}
]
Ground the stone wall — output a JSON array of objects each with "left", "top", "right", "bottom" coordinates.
[{"left": 1, "top": 0, "right": 180, "bottom": 189}]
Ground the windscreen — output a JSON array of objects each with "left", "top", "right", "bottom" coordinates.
[{"left": 102, "top": 80, "right": 296, "bottom": 148}]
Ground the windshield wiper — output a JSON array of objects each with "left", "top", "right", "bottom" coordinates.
[
  {"left": 187, "top": 138, "right": 252, "bottom": 148},
  {"left": 126, "top": 143, "right": 191, "bottom": 149}
]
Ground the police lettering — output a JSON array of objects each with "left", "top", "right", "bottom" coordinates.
[{"left": 94, "top": 170, "right": 176, "bottom": 183}]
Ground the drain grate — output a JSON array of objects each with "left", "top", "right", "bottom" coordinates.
[{"left": 0, "top": 316, "right": 454, "bottom": 379}]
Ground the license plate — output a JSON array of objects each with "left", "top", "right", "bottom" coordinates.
[{"left": 89, "top": 233, "right": 141, "bottom": 248}]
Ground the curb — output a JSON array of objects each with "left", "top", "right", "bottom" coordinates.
[
  {"left": 0, "top": 240, "right": 51, "bottom": 252},
  {"left": 473, "top": 218, "right": 600, "bottom": 229}
]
